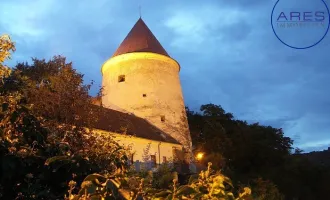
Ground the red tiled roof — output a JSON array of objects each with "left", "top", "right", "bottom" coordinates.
[
  {"left": 89, "top": 104, "right": 180, "bottom": 144},
  {"left": 112, "top": 18, "right": 169, "bottom": 58}
]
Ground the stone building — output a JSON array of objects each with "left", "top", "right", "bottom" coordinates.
[{"left": 91, "top": 17, "right": 193, "bottom": 171}]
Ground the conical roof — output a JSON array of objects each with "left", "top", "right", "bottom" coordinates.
[{"left": 112, "top": 18, "right": 169, "bottom": 58}]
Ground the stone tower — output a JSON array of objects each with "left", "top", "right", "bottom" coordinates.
[{"left": 101, "top": 18, "right": 192, "bottom": 153}]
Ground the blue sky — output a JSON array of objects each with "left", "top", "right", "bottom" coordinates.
[{"left": 1, "top": 0, "right": 330, "bottom": 152}]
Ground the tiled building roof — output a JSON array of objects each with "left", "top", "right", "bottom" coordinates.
[
  {"left": 112, "top": 18, "right": 169, "bottom": 58},
  {"left": 89, "top": 104, "right": 180, "bottom": 145}
]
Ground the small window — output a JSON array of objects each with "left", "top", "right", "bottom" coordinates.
[
  {"left": 163, "top": 156, "right": 167, "bottom": 163},
  {"left": 143, "top": 94, "right": 147, "bottom": 97},
  {"left": 150, "top": 155, "right": 157, "bottom": 167},
  {"left": 172, "top": 147, "right": 179, "bottom": 162},
  {"left": 118, "top": 75, "right": 125, "bottom": 82},
  {"left": 161, "top": 115, "right": 165, "bottom": 122}
]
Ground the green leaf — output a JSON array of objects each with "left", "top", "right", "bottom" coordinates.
[
  {"left": 80, "top": 181, "right": 97, "bottom": 195},
  {"left": 165, "top": 194, "right": 173, "bottom": 200},
  {"left": 83, "top": 173, "right": 107, "bottom": 183},
  {"left": 104, "top": 179, "right": 120, "bottom": 198},
  {"left": 154, "top": 190, "right": 172, "bottom": 198},
  {"left": 175, "top": 185, "right": 198, "bottom": 196},
  {"left": 193, "top": 193, "right": 204, "bottom": 199},
  {"left": 44, "top": 156, "right": 69, "bottom": 166},
  {"left": 144, "top": 188, "right": 159, "bottom": 194}
]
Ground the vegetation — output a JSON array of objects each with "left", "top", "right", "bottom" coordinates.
[
  {"left": 187, "top": 104, "right": 330, "bottom": 199},
  {"left": 0, "top": 35, "right": 129, "bottom": 199},
  {"left": 66, "top": 162, "right": 252, "bottom": 200},
  {"left": 1, "top": 34, "right": 330, "bottom": 199}
]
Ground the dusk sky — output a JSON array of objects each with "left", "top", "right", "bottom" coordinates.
[{"left": 1, "top": 0, "right": 330, "bottom": 152}]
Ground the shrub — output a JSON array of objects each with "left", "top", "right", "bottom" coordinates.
[{"left": 66, "top": 162, "right": 252, "bottom": 200}]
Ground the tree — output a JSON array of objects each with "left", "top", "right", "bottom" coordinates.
[
  {"left": 0, "top": 36, "right": 129, "bottom": 199},
  {"left": 187, "top": 103, "right": 330, "bottom": 199},
  {"left": 187, "top": 104, "right": 293, "bottom": 198},
  {"left": 0, "top": 34, "right": 15, "bottom": 65},
  {"left": 0, "top": 34, "right": 15, "bottom": 83}
]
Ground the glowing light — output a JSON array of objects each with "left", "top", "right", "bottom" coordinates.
[
  {"left": 196, "top": 152, "right": 204, "bottom": 160},
  {"left": 101, "top": 52, "right": 180, "bottom": 75}
]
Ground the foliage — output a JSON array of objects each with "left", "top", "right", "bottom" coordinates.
[
  {"left": 188, "top": 104, "right": 293, "bottom": 171},
  {"left": 0, "top": 34, "right": 15, "bottom": 87},
  {"left": 250, "top": 178, "right": 284, "bottom": 200},
  {"left": 0, "top": 37, "right": 129, "bottom": 199},
  {"left": 66, "top": 162, "right": 252, "bottom": 200},
  {"left": 0, "top": 34, "right": 15, "bottom": 66},
  {"left": 151, "top": 162, "right": 175, "bottom": 189},
  {"left": 187, "top": 104, "right": 330, "bottom": 199}
]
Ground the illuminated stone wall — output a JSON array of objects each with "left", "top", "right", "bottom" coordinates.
[
  {"left": 101, "top": 52, "right": 192, "bottom": 153},
  {"left": 94, "top": 129, "right": 183, "bottom": 165}
]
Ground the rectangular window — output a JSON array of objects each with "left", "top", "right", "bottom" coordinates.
[
  {"left": 118, "top": 75, "right": 125, "bottom": 82},
  {"left": 150, "top": 155, "right": 156, "bottom": 168},
  {"left": 163, "top": 156, "right": 167, "bottom": 163},
  {"left": 161, "top": 115, "right": 165, "bottom": 122},
  {"left": 172, "top": 147, "right": 179, "bottom": 163},
  {"left": 143, "top": 94, "right": 147, "bottom": 97}
]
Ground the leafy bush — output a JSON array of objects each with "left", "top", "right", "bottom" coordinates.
[
  {"left": 250, "top": 178, "right": 284, "bottom": 200},
  {"left": 66, "top": 162, "right": 252, "bottom": 200},
  {"left": 0, "top": 35, "right": 130, "bottom": 199}
]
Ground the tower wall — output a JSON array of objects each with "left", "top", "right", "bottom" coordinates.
[{"left": 101, "top": 52, "right": 192, "bottom": 151}]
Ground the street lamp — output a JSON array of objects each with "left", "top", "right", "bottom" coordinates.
[{"left": 196, "top": 152, "right": 204, "bottom": 161}]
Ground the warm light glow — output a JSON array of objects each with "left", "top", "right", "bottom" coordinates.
[
  {"left": 101, "top": 52, "right": 180, "bottom": 75},
  {"left": 196, "top": 152, "right": 204, "bottom": 160}
]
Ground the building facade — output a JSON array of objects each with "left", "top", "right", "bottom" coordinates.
[{"left": 93, "top": 18, "right": 193, "bottom": 171}]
